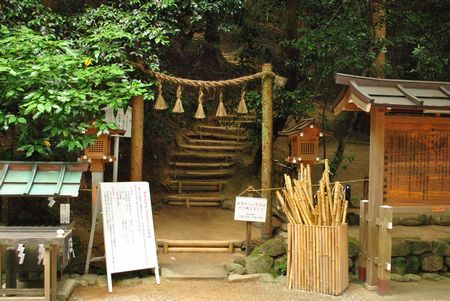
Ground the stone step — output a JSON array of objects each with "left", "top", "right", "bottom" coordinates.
[
  {"left": 178, "top": 143, "right": 244, "bottom": 152},
  {"left": 171, "top": 169, "right": 234, "bottom": 179},
  {"left": 165, "top": 180, "right": 226, "bottom": 193},
  {"left": 169, "top": 162, "right": 235, "bottom": 169},
  {"left": 198, "top": 125, "right": 247, "bottom": 134},
  {"left": 185, "top": 130, "right": 248, "bottom": 141},
  {"left": 183, "top": 136, "right": 248, "bottom": 147},
  {"left": 172, "top": 151, "right": 237, "bottom": 161}
]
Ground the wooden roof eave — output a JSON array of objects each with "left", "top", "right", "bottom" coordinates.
[{"left": 333, "top": 84, "right": 373, "bottom": 115}]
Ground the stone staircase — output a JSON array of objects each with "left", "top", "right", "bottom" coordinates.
[{"left": 162, "top": 115, "right": 255, "bottom": 207}]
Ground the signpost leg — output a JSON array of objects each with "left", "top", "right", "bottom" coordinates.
[
  {"left": 154, "top": 266, "right": 161, "bottom": 285},
  {"left": 113, "top": 136, "right": 120, "bottom": 182},
  {"left": 107, "top": 272, "right": 113, "bottom": 293},
  {"left": 246, "top": 221, "right": 253, "bottom": 255},
  {"left": 85, "top": 187, "right": 100, "bottom": 274}
]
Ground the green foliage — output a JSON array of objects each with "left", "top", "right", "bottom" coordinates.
[
  {"left": 0, "top": 26, "right": 148, "bottom": 159},
  {"left": 68, "top": 2, "right": 179, "bottom": 64},
  {"left": 0, "top": 0, "right": 64, "bottom": 35}
]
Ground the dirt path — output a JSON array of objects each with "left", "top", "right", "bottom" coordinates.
[{"left": 70, "top": 277, "right": 450, "bottom": 301}]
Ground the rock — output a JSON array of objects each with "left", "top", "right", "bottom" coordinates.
[
  {"left": 391, "top": 273, "right": 409, "bottom": 282},
  {"left": 70, "top": 273, "right": 80, "bottom": 279},
  {"left": 274, "top": 255, "right": 287, "bottom": 275},
  {"left": 251, "top": 247, "right": 261, "bottom": 256},
  {"left": 392, "top": 240, "right": 410, "bottom": 257},
  {"left": 234, "top": 256, "right": 246, "bottom": 266},
  {"left": 392, "top": 257, "right": 407, "bottom": 275},
  {"left": 228, "top": 274, "right": 261, "bottom": 282},
  {"left": 441, "top": 265, "right": 448, "bottom": 272},
  {"left": 348, "top": 258, "right": 353, "bottom": 270},
  {"left": 95, "top": 275, "right": 107, "bottom": 287},
  {"left": 422, "top": 273, "right": 447, "bottom": 281},
  {"left": 404, "top": 274, "right": 422, "bottom": 282},
  {"left": 421, "top": 255, "right": 443, "bottom": 272},
  {"left": 432, "top": 241, "right": 449, "bottom": 256},
  {"left": 407, "top": 240, "right": 432, "bottom": 255},
  {"left": 393, "top": 216, "right": 401, "bottom": 226},
  {"left": 436, "top": 213, "right": 450, "bottom": 226},
  {"left": 224, "top": 263, "right": 245, "bottom": 275},
  {"left": 121, "top": 277, "right": 142, "bottom": 286},
  {"left": 445, "top": 257, "right": 450, "bottom": 267},
  {"left": 275, "top": 275, "right": 287, "bottom": 283},
  {"left": 257, "top": 273, "right": 275, "bottom": 282},
  {"left": 245, "top": 254, "right": 273, "bottom": 274},
  {"left": 406, "top": 256, "right": 421, "bottom": 274},
  {"left": 78, "top": 274, "right": 98, "bottom": 287},
  {"left": 346, "top": 212, "right": 359, "bottom": 225},
  {"left": 399, "top": 216, "right": 423, "bottom": 226},
  {"left": 260, "top": 238, "right": 286, "bottom": 257},
  {"left": 348, "top": 237, "right": 359, "bottom": 257}
]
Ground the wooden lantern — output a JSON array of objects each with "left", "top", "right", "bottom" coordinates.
[
  {"left": 81, "top": 128, "right": 125, "bottom": 172},
  {"left": 278, "top": 119, "right": 327, "bottom": 165}
]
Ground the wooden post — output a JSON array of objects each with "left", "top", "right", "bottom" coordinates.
[
  {"left": 246, "top": 222, "right": 252, "bottom": 255},
  {"left": 261, "top": 63, "right": 274, "bottom": 239},
  {"left": 44, "top": 247, "right": 51, "bottom": 301},
  {"left": 131, "top": 95, "right": 144, "bottom": 181},
  {"left": 5, "top": 247, "right": 15, "bottom": 289},
  {"left": 51, "top": 245, "right": 58, "bottom": 301},
  {"left": 365, "top": 109, "right": 385, "bottom": 289},
  {"left": 359, "top": 200, "right": 369, "bottom": 282},
  {"left": 377, "top": 205, "right": 392, "bottom": 295}
]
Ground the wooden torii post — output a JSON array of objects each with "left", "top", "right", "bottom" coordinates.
[{"left": 129, "top": 63, "right": 278, "bottom": 239}]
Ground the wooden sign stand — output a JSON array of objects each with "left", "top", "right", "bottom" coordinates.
[{"left": 85, "top": 182, "right": 160, "bottom": 292}]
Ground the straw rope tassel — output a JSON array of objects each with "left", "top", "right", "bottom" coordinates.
[
  {"left": 216, "top": 91, "right": 228, "bottom": 117},
  {"left": 154, "top": 82, "right": 168, "bottom": 110},
  {"left": 194, "top": 88, "right": 206, "bottom": 119},
  {"left": 237, "top": 84, "right": 248, "bottom": 114},
  {"left": 172, "top": 85, "right": 184, "bottom": 113}
]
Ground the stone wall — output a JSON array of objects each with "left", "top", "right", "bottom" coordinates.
[{"left": 349, "top": 237, "right": 450, "bottom": 282}]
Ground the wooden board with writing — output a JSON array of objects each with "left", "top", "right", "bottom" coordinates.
[
  {"left": 384, "top": 116, "right": 450, "bottom": 205},
  {"left": 99, "top": 182, "right": 159, "bottom": 292}
]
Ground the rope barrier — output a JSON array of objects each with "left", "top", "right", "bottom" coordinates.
[{"left": 127, "top": 61, "right": 287, "bottom": 89}]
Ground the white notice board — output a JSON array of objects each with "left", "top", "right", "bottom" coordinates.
[
  {"left": 99, "top": 182, "right": 160, "bottom": 292},
  {"left": 234, "top": 196, "right": 267, "bottom": 223}
]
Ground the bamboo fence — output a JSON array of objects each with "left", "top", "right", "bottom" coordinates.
[{"left": 277, "top": 160, "right": 349, "bottom": 295}]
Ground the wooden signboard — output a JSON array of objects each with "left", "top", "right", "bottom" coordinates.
[
  {"left": 384, "top": 116, "right": 450, "bottom": 205},
  {"left": 99, "top": 182, "right": 160, "bottom": 292}
]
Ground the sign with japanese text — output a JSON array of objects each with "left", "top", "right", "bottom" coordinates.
[
  {"left": 99, "top": 182, "right": 159, "bottom": 291},
  {"left": 234, "top": 196, "right": 267, "bottom": 223}
]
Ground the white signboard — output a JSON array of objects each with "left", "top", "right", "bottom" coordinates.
[
  {"left": 234, "top": 196, "right": 267, "bottom": 223},
  {"left": 99, "top": 182, "right": 159, "bottom": 292},
  {"left": 104, "top": 106, "right": 132, "bottom": 138}
]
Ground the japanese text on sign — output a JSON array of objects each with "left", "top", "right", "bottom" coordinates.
[
  {"left": 234, "top": 196, "right": 267, "bottom": 223},
  {"left": 100, "top": 182, "right": 158, "bottom": 274}
]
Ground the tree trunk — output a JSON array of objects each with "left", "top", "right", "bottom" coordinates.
[{"left": 330, "top": 112, "right": 358, "bottom": 175}]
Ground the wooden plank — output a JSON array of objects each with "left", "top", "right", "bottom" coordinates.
[
  {"left": 359, "top": 200, "right": 369, "bottom": 282},
  {"left": 377, "top": 205, "right": 392, "bottom": 295},
  {"left": 384, "top": 115, "right": 450, "bottom": 205},
  {"left": 44, "top": 247, "right": 50, "bottom": 301},
  {"left": 0, "top": 297, "right": 45, "bottom": 301},
  {"left": 0, "top": 288, "right": 44, "bottom": 296},
  {"left": 50, "top": 246, "right": 57, "bottom": 301},
  {"left": 367, "top": 109, "right": 385, "bottom": 288}
]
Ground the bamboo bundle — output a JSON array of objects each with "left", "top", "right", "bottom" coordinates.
[
  {"left": 281, "top": 159, "right": 349, "bottom": 295},
  {"left": 276, "top": 160, "right": 348, "bottom": 226}
]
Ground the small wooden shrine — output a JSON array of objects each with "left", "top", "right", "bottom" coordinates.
[
  {"left": 333, "top": 73, "right": 450, "bottom": 207},
  {"left": 278, "top": 118, "right": 328, "bottom": 165},
  {"left": 333, "top": 73, "right": 450, "bottom": 289}
]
